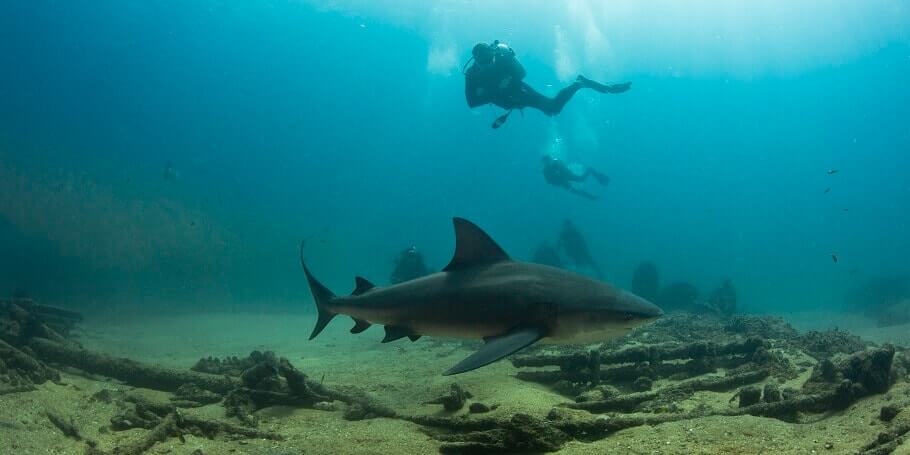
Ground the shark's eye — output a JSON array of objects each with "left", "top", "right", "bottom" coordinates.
[{"left": 621, "top": 313, "right": 634, "bottom": 321}]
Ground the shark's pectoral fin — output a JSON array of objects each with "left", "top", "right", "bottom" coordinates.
[
  {"left": 382, "top": 325, "right": 418, "bottom": 343},
  {"left": 350, "top": 317, "right": 371, "bottom": 334},
  {"left": 443, "top": 327, "right": 544, "bottom": 376}
]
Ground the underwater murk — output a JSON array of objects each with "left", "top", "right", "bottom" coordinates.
[{"left": 1, "top": 1, "right": 909, "bottom": 454}]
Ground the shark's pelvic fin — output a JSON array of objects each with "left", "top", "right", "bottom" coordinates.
[
  {"left": 350, "top": 317, "right": 371, "bottom": 334},
  {"left": 382, "top": 325, "right": 417, "bottom": 343},
  {"left": 352, "top": 276, "right": 376, "bottom": 295},
  {"left": 443, "top": 218, "right": 511, "bottom": 271},
  {"left": 443, "top": 326, "right": 544, "bottom": 375}
]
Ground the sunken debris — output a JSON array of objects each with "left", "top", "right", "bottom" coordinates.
[
  {"left": 425, "top": 383, "right": 473, "bottom": 412},
  {"left": 415, "top": 333, "right": 903, "bottom": 453}
]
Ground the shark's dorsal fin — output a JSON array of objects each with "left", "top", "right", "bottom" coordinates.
[
  {"left": 352, "top": 276, "right": 376, "bottom": 295},
  {"left": 443, "top": 218, "right": 510, "bottom": 271}
]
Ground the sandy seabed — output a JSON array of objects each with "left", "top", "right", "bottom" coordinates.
[{"left": 1, "top": 309, "right": 909, "bottom": 454}]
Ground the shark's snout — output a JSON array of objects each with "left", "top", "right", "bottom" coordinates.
[{"left": 619, "top": 291, "right": 664, "bottom": 318}]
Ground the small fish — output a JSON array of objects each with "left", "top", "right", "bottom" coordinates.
[
  {"left": 843, "top": 208, "right": 849, "bottom": 212},
  {"left": 831, "top": 253, "right": 838, "bottom": 264},
  {"left": 827, "top": 169, "right": 838, "bottom": 175},
  {"left": 823, "top": 187, "right": 831, "bottom": 194}
]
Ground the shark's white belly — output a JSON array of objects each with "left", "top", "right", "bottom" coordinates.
[{"left": 546, "top": 313, "right": 638, "bottom": 344}]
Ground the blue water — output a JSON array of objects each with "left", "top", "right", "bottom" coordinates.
[{"left": 1, "top": 1, "right": 908, "bottom": 315}]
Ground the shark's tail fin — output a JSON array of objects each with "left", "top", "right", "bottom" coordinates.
[{"left": 300, "top": 242, "right": 337, "bottom": 340}]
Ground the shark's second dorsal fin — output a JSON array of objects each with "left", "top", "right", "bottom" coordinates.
[
  {"left": 443, "top": 218, "right": 510, "bottom": 271},
  {"left": 352, "top": 276, "right": 376, "bottom": 295}
]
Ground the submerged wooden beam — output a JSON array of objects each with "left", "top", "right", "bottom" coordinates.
[{"left": 28, "top": 337, "right": 239, "bottom": 393}]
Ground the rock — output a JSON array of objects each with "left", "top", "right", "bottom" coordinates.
[
  {"left": 468, "top": 402, "right": 490, "bottom": 414},
  {"left": 426, "top": 383, "right": 472, "bottom": 412},
  {"left": 880, "top": 404, "right": 901, "bottom": 422},
  {"left": 738, "top": 386, "right": 762, "bottom": 408}
]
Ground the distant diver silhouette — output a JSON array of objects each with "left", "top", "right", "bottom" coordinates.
[{"left": 541, "top": 155, "right": 610, "bottom": 201}]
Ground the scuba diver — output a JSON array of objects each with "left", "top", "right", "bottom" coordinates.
[
  {"left": 390, "top": 246, "right": 431, "bottom": 284},
  {"left": 464, "top": 40, "right": 632, "bottom": 128},
  {"left": 542, "top": 155, "right": 610, "bottom": 201}
]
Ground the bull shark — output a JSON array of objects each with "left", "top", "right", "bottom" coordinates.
[{"left": 301, "top": 218, "right": 663, "bottom": 375}]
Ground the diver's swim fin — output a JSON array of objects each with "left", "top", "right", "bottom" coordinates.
[
  {"left": 491, "top": 110, "right": 512, "bottom": 129},
  {"left": 443, "top": 326, "right": 544, "bottom": 375},
  {"left": 577, "top": 75, "right": 631, "bottom": 94}
]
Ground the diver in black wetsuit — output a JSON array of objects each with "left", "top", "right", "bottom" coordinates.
[
  {"left": 542, "top": 155, "right": 610, "bottom": 201},
  {"left": 464, "top": 40, "right": 631, "bottom": 128},
  {"left": 390, "top": 246, "right": 431, "bottom": 284}
]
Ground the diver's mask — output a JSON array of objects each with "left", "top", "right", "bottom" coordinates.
[{"left": 463, "top": 40, "right": 506, "bottom": 73}]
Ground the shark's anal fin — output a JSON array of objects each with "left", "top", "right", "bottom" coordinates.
[
  {"left": 382, "top": 325, "right": 418, "bottom": 343},
  {"left": 350, "top": 317, "right": 371, "bottom": 334},
  {"left": 408, "top": 334, "right": 422, "bottom": 342},
  {"left": 352, "top": 277, "right": 376, "bottom": 295},
  {"left": 443, "top": 218, "right": 510, "bottom": 271},
  {"left": 443, "top": 327, "right": 544, "bottom": 375}
]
